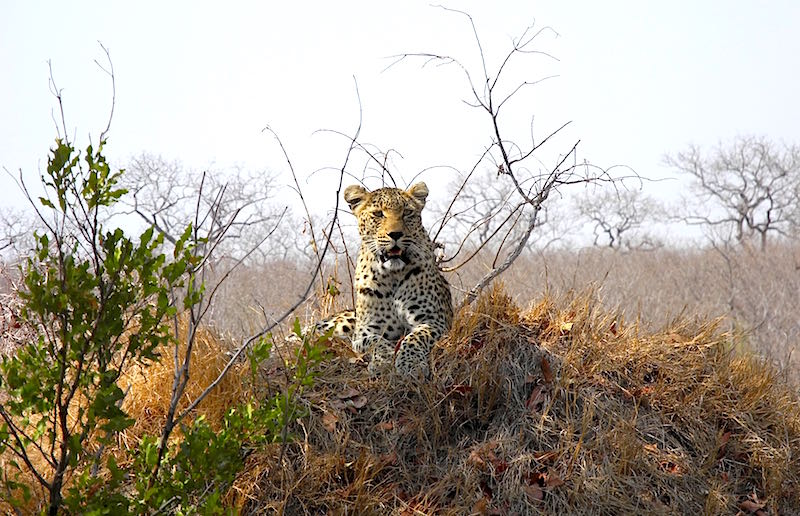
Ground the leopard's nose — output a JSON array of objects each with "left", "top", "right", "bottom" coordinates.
[{"left": 388, "top": 231, "right": 403, "bottom": 240}]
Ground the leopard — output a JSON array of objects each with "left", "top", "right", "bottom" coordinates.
[{"left": 315, "top": 182, "right": 453, "bottom": 376}]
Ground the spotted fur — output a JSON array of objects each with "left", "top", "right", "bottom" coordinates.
[{"left": 318, "top": 182, "right": 453, "bottom": 376}]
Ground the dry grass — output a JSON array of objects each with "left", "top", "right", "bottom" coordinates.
[
  {"left": 3, "top": 249, "right": 800, "bottom": 514},
  {"left": 119, "top": 316, "right": 250, "bottom": 442},
  {"left": 221, "top": 283, "right": 800, "bottom": 514},
  {"left": 464, "top": 244, "right": 800, "bottom": 379},
  {"left": 204, "top": 243, "right": 800, "bottom": 383}
]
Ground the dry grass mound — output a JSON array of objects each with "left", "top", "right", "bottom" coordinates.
[{"left": 230, "top": 283, "right": 800, "bottom": 515}]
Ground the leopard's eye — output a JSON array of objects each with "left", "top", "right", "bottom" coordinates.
[
  {"left": 373, "top": 210, "right": 384, "bottom": 219},
  {"left": 403, "top": 208, "right": 415, "bottom": 218}
]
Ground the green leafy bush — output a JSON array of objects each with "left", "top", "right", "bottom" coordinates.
[
  {"left": 0, "top": 118, "right": 330, "bottom": 515},
  {"left": 0, "top": 138, "right": 194, "bottom": 515}
]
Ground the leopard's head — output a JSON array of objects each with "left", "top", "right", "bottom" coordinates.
[{"left": 344, "top": 182, "right": 430, "bottom": 272}]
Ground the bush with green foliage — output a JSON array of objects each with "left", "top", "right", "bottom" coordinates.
[
  {"left": 0, "top": 95, "right": 329, "bottom": 513},
  {"left": 0, "top": 137, "right": 198, "bottom": 515},
  {"left": 0, "top": 137, "right": 329, "bottom": 513}
]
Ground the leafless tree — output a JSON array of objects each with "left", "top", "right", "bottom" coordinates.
[
  {"left": 665, "top": 135, "right": 800, "bottom": 251},
  {"left": 120, "top": 153, "right": 287, "bottom": 263},
  {"left": 389, "top": 7, "right": 626, "bottom": 305},
  {"left": 0, "top": 207, "right": 40, "bottom": 261},
  {"left": 434, "top": 169, "right": 516, "bottom": 251},
  {"left": 576, "top": 188, "right": 662, "bottom": 250}
]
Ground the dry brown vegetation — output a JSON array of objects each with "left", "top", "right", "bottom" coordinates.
[
  {"left": 486, "top": 243, "right": 800, "bottom": 380},
  {"left": 114, "top": 283, "right": 800, "bottom": 514},
  {"left": 209, "top": 242, "right": 800, "bottom": 381},
  {"left": 3, "top": 241, "right": 799, "bottom": 514},
  {"left": 119, "top": 318, "right": 250, "bottom": 442}
]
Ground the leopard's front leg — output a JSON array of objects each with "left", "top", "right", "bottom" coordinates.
[
  {"left": 352, "top": 332, "right": 397, "bottom": 374},
  {"left": 393, "top": 322, "right": 446, "bottom": 377}
]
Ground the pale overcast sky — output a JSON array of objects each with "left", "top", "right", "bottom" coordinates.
[{"left": 2, "top": 1, "right": 799, "bottom": 220}]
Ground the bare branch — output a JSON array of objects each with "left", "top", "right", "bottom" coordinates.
[
  {"left": 175, "top": 78, "right": 364, "bottom": 422},
  {"left": 94, "top": 42, "right": 115, "bottom": 143},
  {"left": 391, "top": 10, "right": 632, "bottom": 304}
]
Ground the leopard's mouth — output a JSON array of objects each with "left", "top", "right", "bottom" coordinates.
[{"left": 380, "top": 247, "right": 410, "bottom": 264}]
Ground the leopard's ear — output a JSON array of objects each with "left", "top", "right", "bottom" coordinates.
[
  {"left": 407, "top": 182, "right": 428, "bottom": 208},
  {"left": 344, "top": 185, "right": 369, "bottom": 212}
]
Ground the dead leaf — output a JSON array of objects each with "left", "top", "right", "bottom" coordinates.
[
  {"left": 485, "top": 450, "right": 507, "bottom": 475},
  {"left": 337, "top": 387, "right": 361, "bottom": 399},
  {"left": 559, "top": 321, "right": 574, "bottom": 333},
  {"left": 380, "top": 450, "right": 398, "bottom": 466},
  {"left": 540, "top": 356, "right": 553, "bottom": 383},
  {"left": 609, "top": 320, "right": 617, "bottom": 335},
  {"left": 526, "top": 385, "right": 546, "bottom": 413},
  {"left": 349, "top": 395, "right": 367, "bottom": 409},
  {"left": 526, "top": 471, "right": 546, "bottom": 486},
  {"left": 375, "top": 421, "right": 394, "bottom": 431},
  {"left": 473, "top": 496, "right": 489, "bottom": 515},
  {"left": 524, "top": 484, "right": 544, "bottom": 502},
  {"left": 450, "top": 384, "right": 473, "bottom": 396},
  {"left": 468, "top": 449, "right": 487, "bottom": 470},
  {"left": 469, "top": 443, "right": 507, "bottom": 476},
  {"left": 334, "top": 387, "right": 368, "bottom": 412},
  {"left": 545, "top": 470, "right": 565, "bottom": 488},
  {"left": 739, "top": 499, "right": 766, "bottom": 513},
  {"left": 717, "top": 431, "right": 732, "bottom": 460},
  {"left": 738, "top": 492, "right": 766, "bottom": 514},
  {"left": 321, "top": 412, "right": 338, "bottom": 432},
  {"left": 328, "top": 399, "right": 346, "bottom": 411}
]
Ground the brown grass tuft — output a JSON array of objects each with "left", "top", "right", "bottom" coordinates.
[{"left": 118, "top": 316, "right": 249, "bottom": 448}]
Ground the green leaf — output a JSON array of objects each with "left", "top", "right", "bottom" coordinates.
[{"left": 0, "top": 423, "right": 9, "bottom": 446}]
